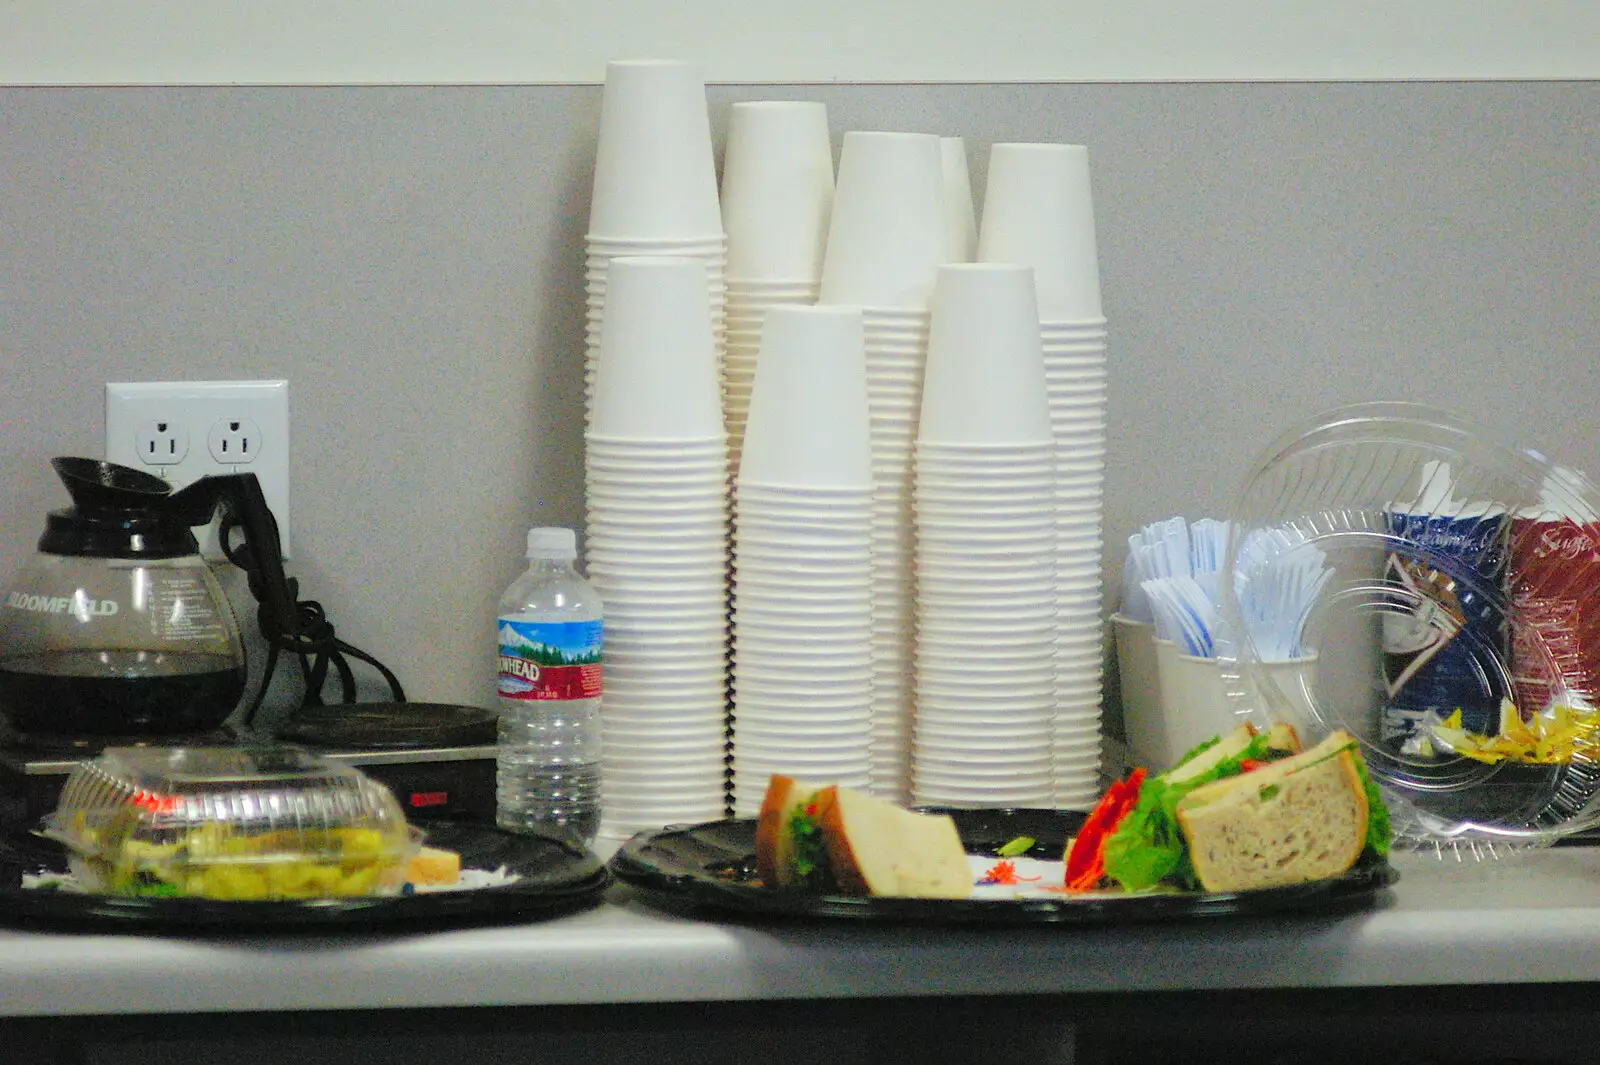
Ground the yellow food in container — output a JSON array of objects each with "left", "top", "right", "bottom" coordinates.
[{"left": 44, "top": 746, "right": 421, "bottom": 900}]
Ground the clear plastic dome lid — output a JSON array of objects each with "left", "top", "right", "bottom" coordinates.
[
  {"left": 42, "top": 745, "right": 418, "bottom": 898},
  {"left": 1217, "top": 401, "right": 1600, "bottom": 859}
]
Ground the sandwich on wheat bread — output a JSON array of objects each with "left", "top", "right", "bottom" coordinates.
[
  {"left": 754, "top": 774, "right": 972, "bottom": 898},
  {"left": 1176, "top": 730, "right": 1373, "bottom": 892},
  {"left": 1065, "top": 723, "right": 1390, "bottom": 894}
]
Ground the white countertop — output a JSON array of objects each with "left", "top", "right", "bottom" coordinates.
[{"left": 3, "top": 847, "right": 1600, "bottom": 1019}]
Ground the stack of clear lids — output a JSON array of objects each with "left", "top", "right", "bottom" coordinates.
[
  {"left": 1218, "top": 401, "right": 1600, "bottom": 859},
  {"left": 43, "top": 746, "right": 419, "bottom": 899}
]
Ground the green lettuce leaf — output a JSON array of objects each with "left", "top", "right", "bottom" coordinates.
[
  {"left": 1350, "top": 751, "right": 1392, "bottom": 858},
  {"left": 787, "top": 806, "right": 836, "bottom": 891},
  {"left": 1103, "top": 729, "right": 1300, "bottom": 890},
  {"left": 1101, "top": 777, "right": 1186, "bottom": 890}
]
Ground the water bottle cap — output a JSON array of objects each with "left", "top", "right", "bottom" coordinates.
[{"left": 525, "top": 526, "right": 578, "bottom": 560}]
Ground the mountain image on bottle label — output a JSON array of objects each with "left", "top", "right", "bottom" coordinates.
[{"left": 497, "top": 618, "right": 603, "bottom": 701}]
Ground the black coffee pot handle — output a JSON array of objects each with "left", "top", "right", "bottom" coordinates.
[
  {"left": 167, "top": 473, "right": 300, "bottom": 642},
  {"left": 171, "top": 473, "right": 407, "bottom": 722}
]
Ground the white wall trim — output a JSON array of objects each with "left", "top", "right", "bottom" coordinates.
[{"left": 2, "top": 1, "right": 1597, "bottom": 86}]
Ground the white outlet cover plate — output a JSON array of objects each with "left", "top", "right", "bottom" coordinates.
[{"left": 105, "top": 379, "right": 291, "bottom": 559}]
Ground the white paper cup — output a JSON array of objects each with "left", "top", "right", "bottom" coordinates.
[
  {"left": 915, "top": 720, "right": 1056, "bottom": 743},
  {"left": 913, "top": 715, "right": 1056, "bottom": 738},
  {"left": 734, "top": 569, "right": 873, "bottom": 592},
  {"left": 585, "top": 526, "right": 729, "bottom": 549},
  {"left": 1139, "top": 639, "right": 1321, "bottom": 771},
  {"left": 734, "top": 677, "right": 875, "bottom": 702},
  {"left": 916, "top": 624, "right": 1057, "bottom": 649},
  {"left": 732, "top": 704, "right": 873, "bottom": 728},
  {"left": 602, "top": 720, "right": 725, "bottom": 743},
  {"left": 586, "top": 233, "right": 727, "bottom": 254},
  {"left": 727, "top": 277, "right": 823, "bottom": 297},
  {"left": 733, "top": 549, "right": 874, "bottom": 572},
  {"left": 593, "top": 591, "right": 730, "bottom": 614},
  {"left": 917, "top": 264, "right": 1052, "bottom": 446},
  {"left": 732, "top": 720, "right": 872, "bottom": 743},
  {"left": 733, "top": 647, "right": 874, "bottom": 672},
  {"left": 861, "top": 305, "right": 934, "bottom": 323},
  {"left": 733, "top": 580, "right": 874, "bottom": 603},
  {"left": 602, "top": 677, "right": 729, "bottom": 698},
  {"left": 736, "top": 481, "right": 874, "bottom": 503},
  {"left": 585, "top": 484, "right": 729, "bottom": 506},
  {"left": 735, "top": 501, "right": 876, "bottom": 523},
  {"left": 604, "top": 634, "right": 729, "bottom": 656},
  {"left": 588, "top": 59, "right": 722, "bottom": 241},
  {"left": 737, "top": 305, "right": 873, "bottom": 490},
  {"left": 589, "top": 257, "right": 724, "bottom": 439},
  {"left": 917, "top": 440, "right": 1058, "bottom": 459},
  {"left": 1040, "top": 316, "right": 1108, "bottom": 332},
  {"left": 721, "top": 101, "right": 835, "bottom": 283},
  {"left": 940, "top": 136, "right": 977, "bottom": 263},
  {"left": 914, "top": 487, "right": 1059, "bottom": 511},
  {"left": 819, "top": 131, "right": 946, "bottom": 309},
  {"left": 916, "top": 677, "right": 1058, "bottom": 702},
  {"left": 733, "top": 548, "right": 874, "bottom": 571},
  {"left": 977, "top": 142, "right": 1102, "bottom": 321},
  {"left": 732, "top": 620, "right": 873, "bottom": 644},
  {"left": 585, "top": 552, "right": 728, "bottom": 575},
  {"left": 912, "top": 781, "right": 1054, "bottom": 806},
  {"left": 586, "top": 433, "right": 725, "bottom": 454},
  {"left": 601, "top": 586, "right": 730, "bottom": 608}
]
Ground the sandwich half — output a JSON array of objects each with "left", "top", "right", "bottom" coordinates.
[
  {"left": 753, "top": 774, "right": 972, "bottom": 898},
  {"left": 820, "top": 786, "right": 971, "bottom": 898},
  {"left": 754, "top": 774, "right": 836, "bottom": 890},
  {"left": 1176, "top": 729, "right": 1370, "bottom": 892},
  {"left": 1068, "top": 721, "right": 1389, "bottom": 894}
]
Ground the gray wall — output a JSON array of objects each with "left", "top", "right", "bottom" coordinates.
[{"left": 1, "top": 82, "right": 1596, "bottom": 727}]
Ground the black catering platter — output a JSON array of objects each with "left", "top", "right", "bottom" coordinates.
[
  {"left": 0, "top": 819, "right": 610, "bottom": 931},
  {"left": 609, "top": 807, "right": 1398, "bottom": 924}
]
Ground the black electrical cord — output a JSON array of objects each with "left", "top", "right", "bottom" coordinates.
[{"left": 219, "top": 514, "right": 406, "bottom": 728}]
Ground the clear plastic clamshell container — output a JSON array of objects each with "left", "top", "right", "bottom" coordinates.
[
  {"left": 42, "top": 745, "right": 420, "bottom": 899},
  {"left": 1217, "top": 401, "right": 1600, "bottom": 860}
]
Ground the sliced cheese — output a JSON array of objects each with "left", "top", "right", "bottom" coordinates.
[{"left": 405, "top": 845, "right": 461, "bottom": 886}]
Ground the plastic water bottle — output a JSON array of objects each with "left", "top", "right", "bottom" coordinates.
[{"left": 495, "top": 527, "right": 603, "bottom": 845}]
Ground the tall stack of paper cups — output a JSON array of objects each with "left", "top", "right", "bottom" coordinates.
[
  {"left": 585, "top": 257, "right": 730, "bottom": 840},
  {"left": 978, "top": 143, "right": 1108, "bottom": 809},
  {"left": 729, "top": 306, "right": 876, "bottom": 814},
  {"left": 912, "top": 264, "right": 1061, "bottom": 807},
  {"left": 818, "top": 131, "right": 948, "bottom": 804}
]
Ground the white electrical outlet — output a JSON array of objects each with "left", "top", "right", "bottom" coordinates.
[{"left": 105, "top": 380, "right": 291, "bottom": 559}]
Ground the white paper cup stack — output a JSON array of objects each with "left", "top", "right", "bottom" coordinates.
[
  {"left": 585, "top": 257, "right": 731, "bottom": 840},
  {"left": 720, "top": 101, "right": 835, "bottom": 465},
  {"left": 585, "top": 59, "right": 727, "bottom": 415},
  {"left": 728, "top": 306, "right": 875, "bottom": 814},
  {"left": 818, "top": 130, "right": 948, "bottom": 804},
  {"left": 911, "top": 264, "right": 1060, "bottom": 808},
  {"left": 978, "top": 143, "right": 1108, "bottom": 809}
]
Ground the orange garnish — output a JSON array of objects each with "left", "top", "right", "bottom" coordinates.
[{"left": 977, "top": 860, "right": 1042, "bottom": 886}]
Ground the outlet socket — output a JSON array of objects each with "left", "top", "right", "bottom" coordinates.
[{"left": 106, "top": 380, "right": 291, "bottom": 559}]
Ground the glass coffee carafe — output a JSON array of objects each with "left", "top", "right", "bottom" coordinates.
[{"left": 0, "top": 459, "right": 280, "bottom": 735}]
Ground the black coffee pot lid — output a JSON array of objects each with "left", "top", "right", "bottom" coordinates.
[
  {"left": 39, "top": 457, "right": 200, "bottom": 558},
  {"left": 273, "top": 703, "right": 498, "bottom": 751},
  {"left": 54, "top": 457, "right": 172, "bottom": 510}
]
